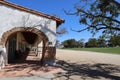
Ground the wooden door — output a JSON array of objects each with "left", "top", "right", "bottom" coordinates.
[{"left": 8, "top": 36, "right": 16, "bottom": 63}]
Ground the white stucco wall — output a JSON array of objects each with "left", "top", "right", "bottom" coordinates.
[{"left": 0, "top": 4, "right": 56, "bottom": 46}]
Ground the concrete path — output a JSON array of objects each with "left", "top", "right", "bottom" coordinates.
[{"left": 0, "top": 74, "right": 54, "bottom": 80}]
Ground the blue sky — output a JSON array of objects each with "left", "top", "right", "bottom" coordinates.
[{"left": 7, "top": 0, "right": 101, "bottom": 43}]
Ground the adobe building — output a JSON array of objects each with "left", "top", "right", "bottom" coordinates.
[{"left": 0, "top": 0, "right": 64, "bottom": 68}]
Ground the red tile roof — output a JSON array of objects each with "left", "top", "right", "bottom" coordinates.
[{"left": 0, "top": 0, "right": 64, "bottom": 27}]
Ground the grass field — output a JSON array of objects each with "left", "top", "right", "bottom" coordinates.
[{"left": 63, "top": 47, "right": 120, "bottom": 54}]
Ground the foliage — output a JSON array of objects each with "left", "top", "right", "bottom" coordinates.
[
  {"left": 85, "top": 38, "right": 98, "bottom": 47},
  {"left": 62, "top": 35, "right": 107, "bottom": 48},
  {"left": 85, "top": 36, "right": 106, "bottom": 47},
  {"left": 62, "top": 39, "right": 85, "bottom": 48},
  {"left": 78, "top": 39, "right": 85, "bottom": 48},
  {"left": 66, "top": 0, "right": 120, "bottom": 35},
  {"left": 97, "top": 36, "right": 106, "bottom": 47},
  {"left": 62, "top": 39, "right": 78, "bottom": 48},
  {"left": 62, "top": 34, "right": 120, "bottom": 48},
  {"left": 109, "top": 34, "right": 120, "bottom": 47}
]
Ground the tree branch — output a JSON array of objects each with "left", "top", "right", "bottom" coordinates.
[
  {"left": 94, "top": 15, "right": 120, "bottom": 24},
  {"left": 71, "top": 27, "right": 89, "bottom": 32},
  {"left": 77, "top": 8, "right": 120, "bottom": 24},
  {"left": 110, "top": 0, "right": 120, "bottom": 7}
]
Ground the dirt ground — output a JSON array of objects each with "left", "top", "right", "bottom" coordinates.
[
  {"left": 0, "top": 49, "right": 120, "bottom": 80},
  {"left": 56, "top": 49, "right": 120, "bottom": 65},
  {"left": 54, "top": 49, "right": 120, "bottom": 80}
]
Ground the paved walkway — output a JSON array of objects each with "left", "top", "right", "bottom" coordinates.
[
  {"left": 0, "top": 50, "right": 63, "bottom": 79},
  {"left": 0, "top": 74, "right": 55, "bottom": 80}
]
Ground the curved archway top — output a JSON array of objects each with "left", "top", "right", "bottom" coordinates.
[{"left": 1, "top": 27, "right": 49, "bottom": 47}]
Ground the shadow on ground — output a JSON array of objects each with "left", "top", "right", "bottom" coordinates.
[
  {"left": 0, "top": 50, "right": 60, "bottom": 77},
  {"left": 54, "top": 60, "right": 120, "bottom": 80}
]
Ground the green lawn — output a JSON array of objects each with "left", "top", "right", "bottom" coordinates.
[{"left": 63, "top": 47, "right": 120, "bottom": 54}]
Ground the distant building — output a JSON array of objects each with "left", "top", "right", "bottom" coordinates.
[{"left": 0, "top": 0, "right": 64, "bottom": 68}]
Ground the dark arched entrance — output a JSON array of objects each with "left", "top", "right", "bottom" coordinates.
[{"left": 1, "top": 27, "right": 49, "bottom": 64}]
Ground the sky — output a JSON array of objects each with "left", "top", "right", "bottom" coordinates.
[{"left": 7, "top": 0, "right": 101, "bottom": 43}]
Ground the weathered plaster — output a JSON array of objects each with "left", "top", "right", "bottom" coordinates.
[
  {"left": 0, "top": 4, "right": 56, "bottom": 46},
  {"left": 0, "top": 3, "right": 58, "bottom": 67}
]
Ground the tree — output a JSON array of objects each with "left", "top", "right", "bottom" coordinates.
[
  {"left": 85, "top": 38, "right": 98, "bottom": 47},
  {"left": 66, "top": 0, "right": 120, "bottom": 35},
  {"left": 78, "top": 39, "right": 85, "bottom": 48},
  {"left": 62, "top": 39, "right": 78, "bottom": 48},
  {"left": 109, "top": 34, "right": 120, "bottom": 47},
  {"left": 97, "top": 36, "right": 106, "bottom": 47}
]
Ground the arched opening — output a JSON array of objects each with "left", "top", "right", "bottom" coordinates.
[{"left": 1, "top": 27, "right": 49, "bottom": 64}]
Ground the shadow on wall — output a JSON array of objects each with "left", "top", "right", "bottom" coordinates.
[
  {"left": 31, "top": 19, "right": 56, "bottom": 41},
  {"left": 54, "top": 60, "right": 120, "bottom": 80}
]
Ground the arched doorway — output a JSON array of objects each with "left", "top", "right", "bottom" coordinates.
[{"left": 1, "top": 27, "right": 49, "bottom": 64}]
